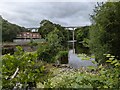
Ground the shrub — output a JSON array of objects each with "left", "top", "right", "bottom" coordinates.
[
  {"left": 2, "top": 46, "right": 50, "bottom": 89},
  {"left": 37, "top": 28, "right": 63, "bottom": 63},
  {"left": 37, "top": 43, "right": 61, "bottom": 63},
  {"left": 37, "top": 44, "right": 53, "bottom": 62},
  {"left": 55, "top": 51, "right": 68, "bottom": 64}
]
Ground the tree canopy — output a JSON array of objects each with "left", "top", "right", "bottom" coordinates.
[
  {"left": 2, "top": 19, "right": 27, "bottom": 42},
  {"left": 89, "top": 2, "right": 120, "bottom": 63},
  {"left": 38, "top": 19, "right": 69, "bottom": 49},
  {"left": 75, "top": 26, "right": 89, "bottom": 45}
]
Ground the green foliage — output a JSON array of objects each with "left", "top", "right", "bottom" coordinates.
[
  {"left": 56, "top": 51, "right": 68, "bottom": 58},
  {"left": 2, "top": 46, "right": 50, "bottom": 89},
  {"left": 38, "top": 20, "right": 55, "bottom": 38},
  {"left": 37, "top": 43, "right": 54, "bottom": 63},
  {"left": 2, "top": 48, "right": 14, "bottom": 55},
  {"left": 105, "top": 54, "right": 120, "bottom": 67},
  {"left": 38, "top": 19, "right": 68, "bottom": 49},
  {"left": 78, "top": 53, "right": 91, "bottom": 60},
  {"left": 2, "top": 19, "right": 27, "bottom": 42},
  {"left": 55, "top": 51, "right": 68, "bottom": 64},
  {"left": 75, "top": 26, "right": 90, "bottom": 54},
  {"left": 28, "top": 39, "right": 38, "bottom": 48},
  {"left": 75, "top": 43, "right": 90, "bottom": 54},
  {"left": 75, "top": 26, "right": 89, "bottom": 43},
  {"left": 37, "top": 44, "right": 61, "bottom": 63},
  {"left": 89, "top": 2, "right": 120, "bottom": 63},
  {"left": 82, "top": 38, "right": 89, "bottom": 48},
  {"left": 46, "top": 27, "right": 62, "bottom": 48},
  {"left": 45, "top": 54, "right": 120, "bottom": 89},
  {"left": 37, "top": 28, "right": 65, "bottom": 63}
]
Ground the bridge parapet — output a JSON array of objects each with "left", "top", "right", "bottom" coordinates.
[{"left": 26, "top": 27, "right": 39, "bottom": 32}]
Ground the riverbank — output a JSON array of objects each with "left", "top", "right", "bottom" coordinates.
[
  {"left": 68, "top": 50, "right": 97, "bottom": 68},
  {"left": 37, "top": 63, "right": 98, "bottom": 88}
]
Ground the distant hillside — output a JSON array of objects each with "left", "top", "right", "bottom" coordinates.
[{"left": 2, "top": 18, "right": 28, "bottom": 42}]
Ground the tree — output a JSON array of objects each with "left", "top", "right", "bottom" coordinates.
[
  {"left": 75, "top": 26, "right": 89, "bottom": 43},
  {"left": 46, "top": 27, "right": 62, "bottom": 47},
  {"left": 89, "top": 2, "right": 120, "bottom": 63},
  {"left": 38, "top": 19, "right": 69, "bottom": 49},
  {"left": 2, "top": 19, "right": 27, "bottom": 42},
  {"left": 38, "top": 20, "right": 55, "bottom": 38},
  {"left": 37, "top": 28, "right": 63, "bottom": 63}
]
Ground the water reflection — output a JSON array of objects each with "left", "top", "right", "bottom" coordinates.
[
  {"left": 68, "top": 49, "right": 96, "bottom": 68},
  {"left": 68, "top": 42, "right": 97, "bottom": 68},
  {"left": 68, "top": 42, "right": 90, "bottom": 55}
]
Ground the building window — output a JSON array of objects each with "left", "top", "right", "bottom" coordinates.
[{"left": 24, "top": 34, "right": 26, "bottom": 36}]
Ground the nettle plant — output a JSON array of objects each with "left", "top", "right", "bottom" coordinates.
[
  {"left": 102, "top": 54, "right": 120, "bottom": 88},
  {"left": 80, "top": 54, "right": 120, "bottom": 89},
  {"left": 2, "top": 46, "right": 49, "bottom": 89}
]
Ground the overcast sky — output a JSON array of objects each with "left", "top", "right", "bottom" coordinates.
[{"left": 0, "top": 1, "right": 99, "bottom": 28}]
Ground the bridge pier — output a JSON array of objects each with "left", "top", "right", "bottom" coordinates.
[{"left": 65, "top": 27, "right": 77, "bottom": 54}]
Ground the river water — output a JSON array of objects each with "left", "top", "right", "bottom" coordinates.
[{"left": 68, "top": 50, "right": 97, "bottom": 68}]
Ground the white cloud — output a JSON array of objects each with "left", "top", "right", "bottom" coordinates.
[
  {"left": 0, "top": 0, "right": 108, "bottom": 2},
  {"left": 0, "top": 2, "right": 97, "bottom": 28}
]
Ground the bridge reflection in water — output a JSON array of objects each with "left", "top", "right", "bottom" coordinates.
[{"left": 68, "top": 50, "right": 97, "bottom": 68}]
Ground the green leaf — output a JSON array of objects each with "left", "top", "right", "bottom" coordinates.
[
  {"left": 111, "top": 60, "right": 117, "bottom": 64},
  {"left": 103, "top": 85, "right": 108, "bottom": 88},
  {"left": 87, "top": 66, "right": 96, "bottom": 70},
  {"left": 106, "top": 59, "right": 112, "bottom": 63},
  {"left": 92, "top": 60, "right": 97, "bottom": 64},
  {"left": 109, "top": 57, "right": 114, "bottom": 60},
  {"left": 115, "top": 63, "right": 120, "bottom": 66},
  {"left": 106, "top": 54, "right": 111, "bottom": 57},
  {"left": 98, "top": 64, "right": 103, "bottom": 69},
  {"left": 110, "top": 56, "right": 115, "bottom": 58}
]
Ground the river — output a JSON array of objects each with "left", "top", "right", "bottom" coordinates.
[{"left": 68, "top": 50, "right": 97, "bottom": 68}]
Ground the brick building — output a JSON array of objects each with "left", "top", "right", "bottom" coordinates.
[
  {"left": 13, "top": 32, "right": 41, "bottom": 45},
  {"left": 17, "top": 32, "right": 41, "bottom": 39}
]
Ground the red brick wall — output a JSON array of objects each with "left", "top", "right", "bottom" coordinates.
[{"left": 17, "top": 32, "right": 41, "bottom": 39}]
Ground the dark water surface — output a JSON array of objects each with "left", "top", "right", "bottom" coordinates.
[
  {"left": 68, "top": 50, "right": 97, "bottom": 68},
  {"left": 68, "top": 43, "right": 97, "bottom": 68}
]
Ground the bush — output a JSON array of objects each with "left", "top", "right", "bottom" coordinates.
[
  {"left": 37, "top": 44, "right": 53, "bottom": 62},
  {"left": 55, "top": 51, "right": 68, "bottom": 64},
  {"left": 37, "top": 43, "right": 60, "bottom": 63},
  {"left": 2, "top": 48, "right": 14, "bottom": 55},
  {"left": 2, "top": 46, "right": 50, "bottom": 89},
  {"left": 37, "top": 28, "right": 63, "bottom": 63}
]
